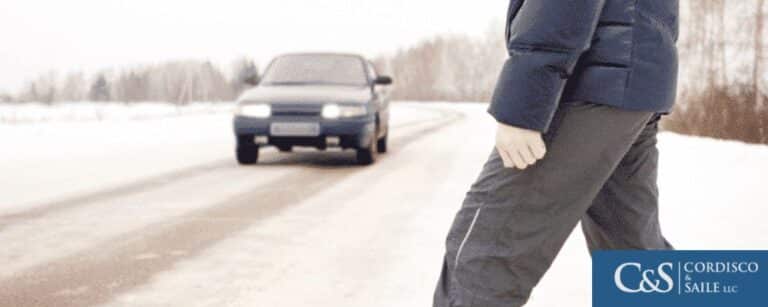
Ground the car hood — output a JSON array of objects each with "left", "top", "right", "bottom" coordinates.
[{"left": 238, "top": 85, "right": 372, "bottom": 104}]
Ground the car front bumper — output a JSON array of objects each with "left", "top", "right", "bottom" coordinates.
[{"left": 233, "top": 115, "right": 376, "bottom": 149}]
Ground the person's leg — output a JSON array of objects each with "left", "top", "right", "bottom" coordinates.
[
  {"left": 433, "top": 101, "right": 654, "bottom": 307},
  {"left": 581, "top": 113, "right": 674, "bottom": 251}
]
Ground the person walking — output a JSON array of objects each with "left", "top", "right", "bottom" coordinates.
[{"left": 433, "top": 1, "right": 679, "bottom": 306}]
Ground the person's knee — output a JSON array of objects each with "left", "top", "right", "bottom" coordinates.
[{"left": 453, "top": 254, "right": 534, "bottom": 301}]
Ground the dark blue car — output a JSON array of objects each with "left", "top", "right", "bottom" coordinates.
[{"left": 233, "top": 53, "right": 393, "bottom": 165}]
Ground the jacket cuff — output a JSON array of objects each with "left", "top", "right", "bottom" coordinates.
[{"left": 487, "top": 48, "right": 572, "bottom": 133}]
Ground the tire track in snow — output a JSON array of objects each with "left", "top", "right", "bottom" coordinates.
[
  {"left": 0, "top": 105, "right": 465, "bottom": 307},
  {"left": 0, "top": 159, "right": 233, "bottom": 230}
]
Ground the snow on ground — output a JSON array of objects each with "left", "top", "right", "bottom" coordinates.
[
  {"left": 100, "top": 103, "right": 482, "bottom": 307},
  {"left": 0, "top": 101, "right": 437, "bottom": 213},
  {"left": 0, "top": 102, "right": 234, "bottom": 124},
  {"left": 0, "top": 112, "right": 235, "bottom": 211},
  {"left": 1, "top": 102, "right": 767, "bottom": 306},
  {"left": 657, "top": 133, "right": 768, "bottom": 249}
]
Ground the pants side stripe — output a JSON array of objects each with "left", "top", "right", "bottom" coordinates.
[{"left": 454, "top": 207, "right": 483, "bottom": 269}]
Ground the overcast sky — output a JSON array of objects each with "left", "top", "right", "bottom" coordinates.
[{"left": 0, "top": 0, "right": 506, "bottom": 93}]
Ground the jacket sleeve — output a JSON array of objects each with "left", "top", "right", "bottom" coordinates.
[{"left": 488, "top": 0, "right": 607, "bottom": 133}]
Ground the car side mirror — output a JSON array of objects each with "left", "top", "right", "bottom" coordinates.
[
  {"left": 374, "top": 75, "right": 393, "bottom": 86},
  {"left": 244, "top": 75, "right": 260, "bottom": 86}
]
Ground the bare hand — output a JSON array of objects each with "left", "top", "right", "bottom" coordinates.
[{"left": 495, "top": 122, "right": 547, "bottom": 169}]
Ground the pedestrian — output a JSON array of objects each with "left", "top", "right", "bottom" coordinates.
[{"left": 433, "top": 1, "right": 679, "bottom": 306}]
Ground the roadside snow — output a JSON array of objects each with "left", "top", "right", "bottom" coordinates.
[
  {"left": 0, "top": 113, "right": 236, "bottom": 211},
  {"left": 0, "top": 102, "right": 234, "bottom": 124},
  {"left": 657, "top": 132, "right": 768, "bottom": 249}
]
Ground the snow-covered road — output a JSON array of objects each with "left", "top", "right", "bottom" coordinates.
[{"left": 1, "top": 103, "right": 767, "bottom": 307}]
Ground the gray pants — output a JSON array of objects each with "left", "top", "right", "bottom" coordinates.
[{"left": 433, "top": 101, "right": 673, "bottom": 307}]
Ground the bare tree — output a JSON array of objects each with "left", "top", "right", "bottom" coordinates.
[
  {"left": 89, "top": 74, "right": 111, "bottom": 102},
  {"left": 375, "top": 33, "right": 506, "bottom": 102},
  {"left": 59, "top": 72, "right": 86, "bottom": 102},
  {"left": 231, "top": 57, "right": 259, "bottom": 97},
  {"left": 0, "top": 92, "right": 11, "bottom": 103},
  {"left": 18, "top": 81, "right": 39, "bottom": 103},
  {"left": 26, "top": 71, "right": 59, "bottom": 104},
  {"left": 754, "top": 0, "right": 765, "bottom": 109}
]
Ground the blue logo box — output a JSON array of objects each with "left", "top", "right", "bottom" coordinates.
[{"left": 593, "top": 251, "right": 768, "bottom": 307}]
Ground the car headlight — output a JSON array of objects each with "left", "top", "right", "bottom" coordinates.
[
  {"left": 237, "top": 104, "right": 271, "bottom": 118},
  {"left": 322, "top": 104, "right": 367, "bottom": 119}
]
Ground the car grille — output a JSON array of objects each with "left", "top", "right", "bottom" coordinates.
[{"left": 270, "top": 104, "right": 323, "bottom": 117}]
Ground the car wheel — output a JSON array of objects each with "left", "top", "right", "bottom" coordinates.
[
  {"left": 376, "top": 133, "right": 388, "bottom": 153},
  {"left": 356, "top": 133, "right": 378, "bottom": 165},
  {"left": 237, "top": 146, "right": 259, "bottom": 165}
]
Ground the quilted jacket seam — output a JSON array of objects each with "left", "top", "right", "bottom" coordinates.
[
  {"left": 507, "top": 43, "right": 574, "bottom": 54},
  {"left": 622, "top": 0, "right": 639, "bottom": 109}
]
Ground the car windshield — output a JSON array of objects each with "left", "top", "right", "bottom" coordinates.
[{"left": 261, "top": 54, "right": 368, "bottom": 86}]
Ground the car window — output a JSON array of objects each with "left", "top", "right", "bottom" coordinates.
[
  {"left": 261, "top": 55, "right": 368, "bottom": 86},
  {"left": 366, "top": 62, "right": 378, "bottom": 82}
]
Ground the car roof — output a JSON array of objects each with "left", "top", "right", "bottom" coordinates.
[{"left": 274, "top": 52, "right": 369, "bottom": 62}]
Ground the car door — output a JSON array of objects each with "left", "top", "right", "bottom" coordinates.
[{"left": 367, "top": 61, "right": 389, "bottom": 137}]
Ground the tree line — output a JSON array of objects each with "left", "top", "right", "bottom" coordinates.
[
  {"left": 1, "top": 0, "right": 765, "bottom": 144},
  {"left": 5, "top": 58, "right": 258, "bottom": 105},
  {"left": 662, "top": 0, "right": 767, "bottom": 144},
  {"left": 373, "top": 27, "right": 506, "bottom": 103}
]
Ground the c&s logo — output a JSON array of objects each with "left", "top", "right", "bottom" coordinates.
[
  {"left": 614, "top": 262, "right": 675, "bottom": 293},
  {"left": 594, "top": 251, "right": 768, "bottom": 307}
]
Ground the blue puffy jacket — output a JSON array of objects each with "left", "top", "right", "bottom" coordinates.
[{"left": 489, "top": 0, "right": 679, "bottom": 132}]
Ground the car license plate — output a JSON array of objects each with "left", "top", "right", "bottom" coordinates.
[{"left": 270, "top": 122, "right": 320, "bottom": 137}]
